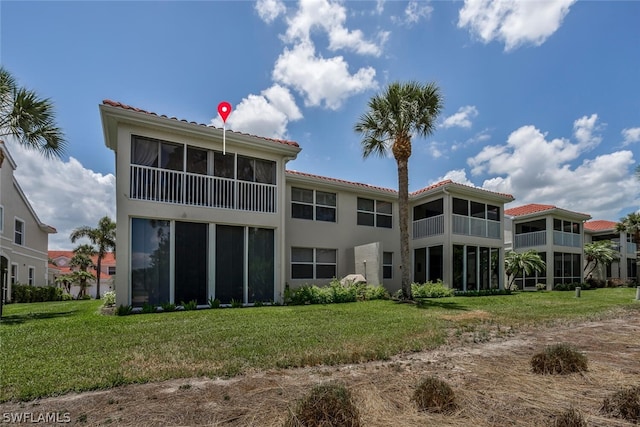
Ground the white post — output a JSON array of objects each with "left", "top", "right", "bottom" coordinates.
[
  {"left": 575, "top": 286, "right": 581, "bottom": 298},
  {"left": 635, "top": 286, "right": 640, "bottom": 301}
]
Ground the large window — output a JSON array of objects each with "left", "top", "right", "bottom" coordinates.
[
  {"left": 28, "top": 267, "right": 35, "bottom": 286},
  {"left": 453, "top": 198, "right": 500, "bottom": 222},
  {"left": 413, "top": 199, "right": 443, "bottom": 221},
  {"left": 553, "top": 252, "right": 581, "bottom": 285},
  {"left": 357, "top": 198, "right": 392, "bottom": 228},
  {"left": 238, "top": 156, "right": 276, "bottom": 184},
  {"left": 291, "top": 248, "right": 337, "bottom": 279},
  {"left": 291, "top": 188, "right": 336, "bottom": 222},
  {"left": 14, "top": 218, "right": 24, "bottom": 245},
  {"left": 130, "top": 218, "right": 170, "bottom": 306},
  {"left": 554, "top": 219, "right": 581, "bottom": 234},
  {"left": 383, "top": 252, "right": 393, "bottom": 279}
]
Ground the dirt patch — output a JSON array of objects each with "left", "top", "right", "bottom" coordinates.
[{"left": 2, "top": 310, "right": 640, "bottom": 426}]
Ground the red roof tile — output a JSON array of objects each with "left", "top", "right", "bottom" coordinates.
[
  {"left": 286, "top": 170, "right": 397, "bottom": 194},
  {"left": 584, "top": 220, "right": 619, "bottom": 232},
  {"left": 49, "top": 251, "right": 115, "bottom": 281},
  {"left": 410, "top": 180, "right": 514, "bottom": 199},
  {"left": 102, "top": 99, "right": 300, "bottom": 148},
  {"left": 505, "top": 204, "right": 556, "bottom": 216}
]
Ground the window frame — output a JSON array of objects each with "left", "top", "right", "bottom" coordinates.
[
  {"left": 291, "top": 187, "right": 337, "bottom": 222},
  {"left": 10, "top": 263, "right": 18, "bottom": 285},
  {"left": 28, "top": 266, "right": 35, "bottom": 286},
  {"left": 14, "top": 217, "right": 25, "bottom": 246},
  {"left": 383, "top": 252, "right": 393, "bottom": 279},
  {"left": 357, "top": 197, "right": 393, "bottom": 228},
  {"left": 291, "top": 247, "right": 337, "bottom": 279}
]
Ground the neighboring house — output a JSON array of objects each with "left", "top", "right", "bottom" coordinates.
[
  {"left": 505, "top": 204, "right": 591, "bottom": 290},
  {"left": 100, "top": 100, "right": 515, "bottom": 307},
  {"left": 0, "top": 141, "right": 56, "bottom": 302},
  {"left": 48, "top": 250, "right": 116, "bottom": 298},
  {"left": 584, "top": 220, "right": 637, "bottom": 283}
]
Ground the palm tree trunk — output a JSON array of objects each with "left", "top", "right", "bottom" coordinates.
[
  {"left": 96, "top": 256, "right": 102, "bottom": 299},
  {"left": 397, "top": 158, "right": 412, "bottom": 299}
]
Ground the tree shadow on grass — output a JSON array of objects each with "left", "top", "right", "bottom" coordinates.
[
  {"left": 414, "top": 299, "right": 469, "bottom": 311},
  {"left": 0, "top": 310, "right": 78, "bottom": 325}
]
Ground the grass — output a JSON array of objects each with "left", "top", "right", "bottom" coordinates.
[{"left": 0, "top": 287, "right": 637, "bottom": 402}]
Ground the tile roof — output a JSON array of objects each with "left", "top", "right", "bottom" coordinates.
[
  {"left": 505, "top": 203, "right": 591, "bottom": 219},
  {"left": 102, "top": 100, "right": 300, "bottom": 148},
  {"left": 286, "top": 170, "right": 397, "bottom": 194},
  {"left": 49, "top": 251, "right": 115, "bottom": 281},
  {"left": 584, "top": 220, "right": 619, "bottom": 232}
]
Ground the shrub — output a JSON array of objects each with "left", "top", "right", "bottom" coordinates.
[
  {"left": 160, "top": 302, "right": 176, "bottom": 312},
  {"left": 11, "top": 284, "right": 64, "bottom": 303},
  {"left": 286, "top": 282, "right": 389, "bottom": 306},
  {"left": 230, "top": 299, "right": 243, "bottom": 308},
  {"left": 554, "top": 282, "right": 590, "bottom": 292},
  {"left": 141, "top": 303, "right": 157, "bottom": 313},
  {"left": 530, "top": 343, "right": 588, "bottom": 375},
  {"left": 601, "top": 385, "right": 640, "bottom": 422},
  {"left": 208, "top": 297, "right": 220, "bottom": 309},
  {"left": 552, "top": 407, "right": 586, "bottom": 427},
  {"left": 412, "top": 376, "right": 456, "bottom": 413},
  {"left": 182, "top": 300, "right": 198, "bottom": 311},
  {"left": 115, "top": 304, "right": 133, "bottom": 316},
  {"left": 285, "top": 383, "right": 360, "bottom": 427},
  {"left": 454, "top": 288, "right": 512, "bottom": 297},
  {"left": 78, "top": 294, "right": 91, "bottom": 300},
  {"left": 412, "top": 280, "right": 454, "bottom": 298},
  {"left": 102, "top": 291, "right": 116, "bottom": 307},
  {"left": 536, "top": 283, "right": 547, "bottom": 291}
]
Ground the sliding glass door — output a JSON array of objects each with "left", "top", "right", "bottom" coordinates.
[{"left": 175, "top": 221, "right": 208, "bottom": 305}]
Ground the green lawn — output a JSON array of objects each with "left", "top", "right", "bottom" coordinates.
[{"left": 1, "top": 288, "right": 638, "bottom": 402}]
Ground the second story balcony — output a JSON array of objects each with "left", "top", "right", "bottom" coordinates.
[
  {"left": 413, "top": 214, "right": 444, "bottom": 239},
  {"left": 130, "top": 164, "right": 277, "bottom": 213},
  {"left": 453, "top": 214, "right": 501, "bottom": 239},
  {"left": 514, "top": 230, "right": 546, "bottom": 248}
]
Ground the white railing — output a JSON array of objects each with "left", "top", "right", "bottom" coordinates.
[
  {"left": 514, "top": 230, "right": 547, "bottom": 248},
  {"left": 452, "top": 214, "right": 501, "bottom": 239},
  {"left": 553, "top": 231, "right": 582, "bottom": 248},
  {"left": 130, "top": 165, "right": 276, "bottom": 213},
  {"left": 413, "top": 215, "right": 444, "bottom": 239}
]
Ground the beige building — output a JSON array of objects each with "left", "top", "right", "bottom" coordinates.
[
  {"left": 584, "top": 220, "right": 637, "bottom": 283},
  {"left": 0, "top": 141, "right": 56, "bottom": 302},
  {"left": 505, "top": 204, "right": 591, "bottom": 290},
  {"left": 100, "top": 100, "right": 517, "bottom": 307}
]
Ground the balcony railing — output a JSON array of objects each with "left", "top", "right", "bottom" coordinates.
[
  {"left": 452, "top": 214, "right": 501, "bottom": 239},
  {"left": 627, "top": 242, "right": 638, "bottom": 254},
  {"left": 514, "top": 230, "right": 546, "bottom": 248},
  {"left": 130, "top": 164, "right": 277, "bottom": 213},
  {"left": 413, "top": 215, "right": 444, "bottom": 239},
  {"left": 553, "top": 231, "right": 581, "bottom": 248}
]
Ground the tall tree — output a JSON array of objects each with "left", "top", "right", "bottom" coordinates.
[
  {"left": 69, "top": 244, "right": 96, "bottom": 298},
  {"left": 0, "top": 67, "right": 66, "bottom": 158},
  {"left": 70, "top": 216, "right": 116, "bottom": 298},
  {"left": 583, "top": 240, "right": 619, "bottom": 279},
  {"left": 355, "top": 81, "right": 443, "bottom": 299},
  {"left": 505, "top": 250, "right": 546, "bottom": 289},
  {"left": 615, "top": 212, "right": 640, "bottom": 283}
]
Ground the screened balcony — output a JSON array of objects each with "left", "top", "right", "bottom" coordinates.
[
  {"left": 514, "top": 230, "right": 546, "bottom": 248},
  {"left": 413, "top": 214, "right": 444, "bottom": 239},
  {"left": 130, "top": 165, "right": 277, "bottom": 213},
  {"left": 452, "top": 214, "right": 501, "bottom": 239}
]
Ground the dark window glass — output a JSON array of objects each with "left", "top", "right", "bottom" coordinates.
[
  {"left": 215, "top": 225, "right": 244, "bottom": 303},
  {"left": 131, "top": 136, "right": 159, "bottom": 167},
  {"left": 292, "top": 187, "right": 313, "bottom": 203},
  {"left": 357, "top": 212, "right": 374, "bottom": 226},
  {"left": 471, "top": 201, "right": 485, "bottom": 219},
  {"left": 376, "top": 200, "right": 392, "bottom": 215},
  {"left": 487, "top": 205, "right": 500, "bottom": 221},
  {"left": 316, "top": 264, "right": 336, "bottom": 279},
  {"left": 255, "top": 159, "right": 276, "bottom": 184},
  {"left": 316, "top": 191, "right": 336, "bottom": 207},
  {"left": 237, "top": 156, "right": 254, "bottom": 182},
  {"left": 572, "top": 222, "right": 580, "bottom": 234},
  {"left": 414, "top": 199, "right": 443, "bottom": 221},
  {"left": 186, "top": 146, "right": 208, "bottom": 174},
  {"left": 453, "top": 198, "right": 468, "bottom": 216},
  {"left": 214, "top": 151, "right": 235, "bottom": 178},
  {"left": 175, "top": 221, "right": 208, "bottom": 305},
  {"left": 292, "top": 264, "right": 314, "bottom": 279},
  {"left": 563, "top": 221, "right": 572, "bottom": 233},
  {"left": 131, "top": 218, "right": 170, "bottom": 307},
  {"left": 357, "top": 198, "right": 374, "bottom": 212},
  {"left": 316, "top": 206, "right": 336, "bottom": 222},
  {"left": 292, "top": 203, "right": 314, "bottom": 219},
  {"left": 248, "top": 228, "right": 274, "bottom": 302},
  {"left": 377, "top": 214, "right": 392, "bottom": 228},
  {"left": 554, "top": 219, "right": 562, "bottom": 231},
  {"left": 160, "top": 142, "right": 183, "bottom": 170},
  {"left": 292, "top": 247, "right": 313, "bottom": 263}
]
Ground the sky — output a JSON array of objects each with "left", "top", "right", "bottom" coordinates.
[{"left": 1, "top": 0, "right": 639, "bottom": 250}]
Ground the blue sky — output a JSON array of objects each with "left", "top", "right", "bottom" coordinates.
[{"left": 2, "top": 0, "right": 639, "bottom": 250}]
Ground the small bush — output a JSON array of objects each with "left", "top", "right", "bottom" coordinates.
[
  {"left": 454, "top": 288, "right": 512, "bottom": 297},
  {"left": 531, "top": 343, "right": 588, "bottom": 375},
  {"left": 536, "top": 283, "right": 547, "bottom": 291},
  {"left": 285, "top": 382, "right": 360, "bottom": 427},
  {"left": 208, "top": 297, "right": 220, "bottom": 309},
  {"left": 412, "top": 280, "right": 454, "bottom": 298},
  {"left": 601, "top": 385, "right": 640, "bottom": 422},
  {"left": 412, "top": 376, "right": 456, "bottom": 413},
  {"left": 287, "top": 281, "right": 389, "bottom": 306},
  {"left": 115, "top": 304, "right": 133, "bottom": 316},
  {"left": 553, "top": 407, "right": 586, "bottom": 427},
  {"left": 11, "top": 284, "right": 64, "bottom": 303},
  {"left": 102, "top": 291, "right": 116, "bottom": 307},
  {"left": 182, "top": 300, "right": 198, "bottom": 311},
  {"left": 160, "top": 302, "right": 176, "bottom": 312},
  {"left": 554, "top": 282, "right": 590, "bottom": 292},
  {"left": 141, "top": 303, "right": 157, "bottom": 313},
  {"left": 230, "top": 299, "right": 243, "bottom": 308},
  {"left": 254, "top": 300, "right": 264, "bottom": 307},
  {"left": 78, "top": 294, "right": 91, "bottom": 300}
]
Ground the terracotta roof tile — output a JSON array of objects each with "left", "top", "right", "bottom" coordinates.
[
  {"left": 505, "top": 204, "right": 556, "bottom": 216},
  {"left": 286, "top": 170, "right": 397, "bottom": 194},
  {"left": 584, "top": 220, "right": 619, "bottom": 232},
  {"left": 49, "top": 251, "right": 115, "bottom": 280},
  {"left": 102, "top": 100, "right": 300, "bottom": 148}
]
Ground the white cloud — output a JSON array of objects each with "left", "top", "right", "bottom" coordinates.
[
  {"left": 403, "top": 0, "right": 434, "bottom": 26},
  {"left": 622, "top": 127, "right": 640, "bottom": 146},
  {"left": 284, "top": 0, "right": 384, "bottom": 56},
  {"left": 430, "top": 169, "right": 475, "bottom": 187},
  {"left": 374, "top": 0, "right": 385, "bottom": 15},
  {"left": 573, "top": 113, "right": 602, "bottom": 150},
  {"left": 441, "top": 105, "right": 479, "bottom": 129},
  {"left": 273, "top": 41, "right": 377, "bottom": 110},
  {"left": 255, "top": 0, "right": 286, "bottom": 24},
  {"left": 6, "top": 141, "right": 116, "bottom": 250},
  {"left": 458, "top": 0, "right": 576, "bottom": 51},
  {"left": 211, "top": 84, "right": 302, "bottom": 139},
  {"left": 467, "top": 117, "right": 640, "bottom": 220}
]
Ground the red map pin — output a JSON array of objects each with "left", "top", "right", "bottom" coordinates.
[{"left": 217, "top": 101, "right": 232, "bottom": 123}]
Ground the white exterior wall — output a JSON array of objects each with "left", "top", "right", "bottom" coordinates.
[{"left": 0, "top": 143, "right": 54, "bottom": 301}]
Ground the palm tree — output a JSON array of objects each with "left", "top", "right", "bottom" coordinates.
[
  {"left": 70, "top": 216, "right": 116, "bottom": 298},
  {"left": 355, "top": 81, "right": 443, "bottom": 300},
  {"left": 615, "top": 212, "right": 640, "bottom": 283},
  {"left": 583, "top": 240, "right": 619, "bottom": 279},
  {"left": 0, "top": 67, "right": 66, "bottom": 158},
  {"left": 505, "top": 250, "right": 546, "bottom": 289},
  {"left": 69, "top": 244, "right": 96, "bottom": 298}
]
